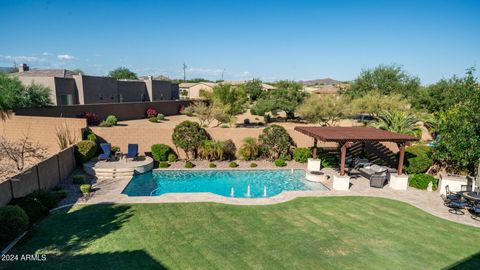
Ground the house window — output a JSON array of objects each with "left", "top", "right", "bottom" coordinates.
[{"left": 60, "top": 94, "right": 73, "bottom": 105}]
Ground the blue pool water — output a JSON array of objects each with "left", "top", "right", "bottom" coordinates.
[{"left": 122, "top": 169, "right": 327, "bottom": 198}]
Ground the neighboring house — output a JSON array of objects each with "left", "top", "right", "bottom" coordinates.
[
  {"left": 11, "top": 64, "right": 179, "bottom": 105},
  {"left": 179, "top": 82, "right": 216, "bottom": 99}
]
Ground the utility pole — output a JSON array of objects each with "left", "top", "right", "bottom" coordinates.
[
  {"left": 221, "top": 68, "right": 225, "bottom": 81},
  {"left": 183, "top": 62, "right": 187, "bottom": 82}
]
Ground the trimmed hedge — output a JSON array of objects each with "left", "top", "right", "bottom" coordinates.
[
  {"left": 209, "top": 163, "right": 217, "bottom": 168},
  {"left": 250, "top": 162, "right": 258, "bottom": 168},
  {"left": 409, "top": 174, "right": 438, "bottom": 190},
  {"left": 293, "top": 148, "right": 312, "bottom": 163},
  {"left": 80, "top": 184, "right": 92, "bottom": 194},
  {"left": 185, "top": 161, "right": 195, "bottom": 168},
  {"left": 0, "top": 205, "right": 29, "bottom": 248},
  {"left": 74, "top": 140, "right": 97, "bottom": 164},
  {"left": 151, "top": 144, "right": 176, "bottom": 162},
  {"left": 229, "top": 162, "right": 238, "bottom": 168},
  {"left": 404, "top": 145, "right": 433, "bottom": 174},
  {"left": 274, "top": 159, "right": 287, "bottom": 167}
]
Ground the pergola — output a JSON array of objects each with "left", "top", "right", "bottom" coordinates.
[{"left": 294, "top": 126, "right": 419, "bottom": 176}]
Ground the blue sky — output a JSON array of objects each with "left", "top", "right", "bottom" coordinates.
[{"left": 0, "top": 0, "right": 479, "bottom": 84}]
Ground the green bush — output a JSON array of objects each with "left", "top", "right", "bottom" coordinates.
[
  {"left": 222, "top": 139, "right": 237, "bottom": 160},
  {"left": 157, "top": 114, "right": 165, "bottom": 120},
  {"left": 151, "top": 144, "right": 176, "bottom": 162},
  {"left": 259, "top": 124, "right": 295, "bottom": 160},
  {"left": 105, "top": 115, "right": 117, "bottom": 125},
  {"left": 30, "top": 189, "right": 66, "bottom": 209},
  {"left": 317, "top": 148, "right": 339, "bottom": 168},
  {"left": 274, "top": 159, "right": 287, "bottom": 167},
  {"left": 74, "top": 140, "right": 97, "bottom": 164},
  {"left": 86, "top": 132, "right": 97, "bottom": 142},
  {"left": 209, "top": 162, "right": 217, "bottom": 168},
  {"left": 229, "top": 161, "right": 238, "bottom": 168},
  {"left": 73, "top": 174, "right": 87, "bottom": 185},
  {"left": 220, "top": 124, "right": 229, "bottom": 128},
  {"left": 159, "top": 162, "right": 170, "bottom": 168},
  {"left": 182, "top": 106, "right": 194, "bottom": 117},
  {"left": 9, "top": 196, "right": 49, "bottom": 225},
  {"left": 80, "top": 184, "right": 92, "bottom": 194},
  {"left": 404, "top": 145, "right": 433, "bottom": 174},
  {"left": 172, "top": 121, "right": 208, "bottom": 159},
  {"left": 409, "top": 174, "right": 437, "bottom": 190},
  {"left": 148, "top": 117, "right": 159, "bottom": 123},
  {"left": 0, "top": 205, "right": 29, "bottom": 247},
  {"left": 167, "top": 153, "right": 177, "bottom": 162},
  {"left": 293, "top": 148, "right": 312, "bottom": 163},
  {"left": 185, "top": 161, "right": 195, "bottom": 168},
  {"left": 250, "top": 162, "right": 258, "bottom": 168}
]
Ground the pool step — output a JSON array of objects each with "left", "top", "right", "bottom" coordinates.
[{"left": 93, "top": 168, "right": 135, "bottom": 179}]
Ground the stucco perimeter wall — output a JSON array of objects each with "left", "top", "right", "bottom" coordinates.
[
  {"left": 91, "top": 125, "right": 342, "bottom": 159},
  {"left": 14, "top": 100, "right": 193, "bottom": 121},
  {"left": 0, "top": 146, "right": 76, "bottom": 206},
  {"left": 0, "top": 115, "right": 87, "bottom": 153}
]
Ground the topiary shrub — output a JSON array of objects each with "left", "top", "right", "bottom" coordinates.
[
  {"left": 73, "top": 174, "right": 87, "bottom": 185},
  {"left": 105, "top": 115, "right": 117, "bottom": 125},
  {"left": 145, "top": 107, "right": 157, "bottom": 118},
  {"left": 74, "top": 140, "right": 97, "bottom": 164},
  {"left": 229, "top": 161, "right": 238, "bottom": 168},
  {"left": 151, "top": 144, "right": 176, "bottom": 162},
  {"left": 0, "top": 205, "right": 29, "bottom": 247},
  {"left": 81, "top": 112, "right": 100, "bottom": 126},
  {"left": 250, "top": 162, "right": 258, "bottom": 168},
  {"left": 259, "top": 124, "right": 296, "bottom": 160},
  {"left": 185, "top": 161, "right": 195, "bottom": 168},
  {"left": 404, "top": 145, "right": 433, "bottom": 174},
  {"left": 157, "top": 114, "right": 165, "bottom": 120},
  {"left": 209, "top": 162, "right": 217, "bottom": 168},
  {"left": 9, "top": 196, "right": 49, "bottom": 225},
  {"left": 167, "top": 153, "right": 177, "bottom": 162},
  {"left": 80, "top": 184, "right": 92, "bottom": 194},
  {"left": 409, "top": 174, "right": 437, "bottom": 190},
  {"left": 293, "top": 148, "right": 312, "bottom": 163},
  {"left": 159, "top": 161, "right": 170, "bottom": 168},
  {"left": 274, "top": 158, "right": 287, "bottom": 167}
]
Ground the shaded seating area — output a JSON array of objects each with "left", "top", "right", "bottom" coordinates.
[{"left": 294, "top": 126, "right": 419, "bottom": 191}]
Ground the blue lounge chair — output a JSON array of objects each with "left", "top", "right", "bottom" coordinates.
[
  {"left": 126, "top": 144, "right": 138, "bottom": 160},
  {"left": 98, "top": 143, "right": 111, "bottom": 161}
]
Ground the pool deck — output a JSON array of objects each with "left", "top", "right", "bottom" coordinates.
[{"left": 76, "top": 161, "right": 480, "bottom": 227}]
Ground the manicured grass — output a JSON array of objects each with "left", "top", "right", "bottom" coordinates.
[{"left": 5, "top": 197, "right": 480, "bottom": 270}]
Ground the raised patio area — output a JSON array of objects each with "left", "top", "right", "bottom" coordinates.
[{"left": 83, "top": 156, "right": 153, "bottom": 179}]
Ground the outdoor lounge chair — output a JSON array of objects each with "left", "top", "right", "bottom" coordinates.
[
  {"left": 126, "top": 144, "right": 138, "bottom": 160},
  {"left": 98, "top": 143, "right": 111, "bottom": 161}
]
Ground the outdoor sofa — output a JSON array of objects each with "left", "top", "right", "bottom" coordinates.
[{"left": 358, "top": 164, "right": 397, "bottom": 188}]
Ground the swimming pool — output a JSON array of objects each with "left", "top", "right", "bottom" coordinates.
[{"left": 122, "top": 169, "right": 328, "bottom": 198}]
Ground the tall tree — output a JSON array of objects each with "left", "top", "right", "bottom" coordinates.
[
  {"left": 297, "top": 95, "right": 346, "bottom": 126},
  {"left": 349, "top": 91, "right": 410, "bottom": 116},
  {"left": 345, "top": 64, "right": 420, "bottom": 99},
  {"left": 243, "top": 79, "right": 263, "bottom": 102},
  {"left": 108, "top": 67, "right": 138, "bottom": 80}
]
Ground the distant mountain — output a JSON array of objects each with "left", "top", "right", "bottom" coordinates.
[{"left": 300, "top": 78, "right": 343, "bottom": 86}]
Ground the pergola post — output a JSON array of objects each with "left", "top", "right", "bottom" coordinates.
[
  {"left": 340, "top": 142, "right": 348, "bottom": 176},
  {"left": 397, "top": 142, "right": 406, "bottom": 175},
  {"left": 312, "top": 138, "right": 318, "bottom": 159}
]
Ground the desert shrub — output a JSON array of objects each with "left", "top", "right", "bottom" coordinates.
[
  {"left": 159, "top": 162, "right": 170, "bottom": 168},
  {"left": 404, "top": 145, "right": 433, "bottom": 174},
  {"left": 250, "top": 162, "right": 258, "bottom": 168},
  {"left": 317, "top": 148, "right": 339, "bottom": 168},
  {"left": 99, "top": 120, "right": 112, "bottom": 127},
  {"left": 259, "top": 124, "right": 295, "bottom": 159},
  {"left": 293, "top": 148, "right": 312, "bottom": 163},
  {"left": 74, "top": 140, "right": 97, "bottom": 164},
  {"left": 148, "top": 117, "right": 159, "bottom": 123},
  {"left": 279, "top": 153, "right": 292, "bottom": 161},
  {"left": 167, "top": 153, "right": 177, "bottom": 162},
  {"left": 80, "top": 184, "right": 92, "bottom": 194},
  {"left": 81, "top": 112, "right": 100, "bottom": 126},
  {"left": 220, "top": 124, "right": 229, "bottom": 128},
  {"left": 185, "top": 161, "right": 195, "bottom": 168},
  {"left": 151, "top": 144, "right": 176, "bottom": 162},
  {"left": 229, "top": 161, "right": 238, "bottom": 168},
  {"left": 73, "top": 174, "right": 87, "bottom": 185},
  {"left": 182, "top": 106, "right": 194, "bottom": 117},
  {"left": 157, "top": 114, "right": 165, "bottom": 120},
  {"left": 238, "top": 137, "right": 260, "bottom": 160},
  {"left": 222, "top": 139, "right": 237, "bottom": 160},
  {"left": 145, "top": 107, "right": 157, "bottom": 118},
  {"left": 409, "top": 174, "right": 437, "bottom": 190},
  {"left": 209, "top": 162, "right": 217, "bottom": 168},
  {"left": 30, "top": 189, "right": 66, "bottom": 209},
  {"left": 105, "top": 115, "right": 117, "bottom": 125},
  {"left": 9, "top": 196, "right": 49, "bottom": 225},
  {"left": 86, "top": 131, "right": 97, "bottom": 142},
  {"left": 274, "top": 158, "right": 287, "bottom": 167},
  {"left": 172, "top": 121, "right": 208, "bottom": 159},
  {"left": 0, "top": 206, "right": 29, "bottom": 247}
]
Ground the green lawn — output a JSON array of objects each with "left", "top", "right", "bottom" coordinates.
[{"left": 4, "top": 197, "right": 480, "bottom": 270}]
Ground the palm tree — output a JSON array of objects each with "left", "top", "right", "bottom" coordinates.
[
  {"left": 238, "top": 137, "right": 260, "bottom": 160},
  {"left": 373, "top": 111, "right": 422, "bottom": 137}
]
